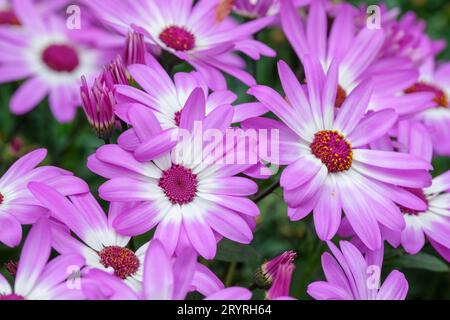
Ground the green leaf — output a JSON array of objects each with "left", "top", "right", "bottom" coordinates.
[
  {"left": 394, "top": 253, "right": 449, "bottom": 272},
  {"left": 215, "top": 239, "right": 260, "bottom": 267}
]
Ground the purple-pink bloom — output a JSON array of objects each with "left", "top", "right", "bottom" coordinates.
[
  {"left": 28, "top": 182, "right": 229, "bottom": 292},
  {"left": 404, "top": 57, "right": 450, "bottom": 156},
  {"left": 82, "top": 239, "right": 251, "bottom": 300},
  {"left": 88, "top": 96, "right": 258, "bottom": 259},
  {"left": 86, "top": 0, "right": 275, "bottom": 90},
  {"left": 0, "top": 148, "right": 88, "bottom": 247},
  {"left": 308, "top": 241, "right": 408, "bottom": 300},
  {"left": 28, "top": 183, "right": 145, "bottom": 289},
  {"left": 350, "top": 121, "right": 450, "bottom": 262},
  {"left": 0, "top": 0, "right": 118, "bottom": 122},
  {"left": 113, "top": 54, "right": 265, "bottom": 139},
  {"left": 245, "top": 58, "right": 432, "bottom": 250},
  {"left": 0, "top": 218, "right": 85, "bottom": 300},
  {"left": 280, "top": 0, "right": 434, "bottom": 117}
]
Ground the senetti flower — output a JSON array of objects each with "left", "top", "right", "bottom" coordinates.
[
  {"left": 114, "top": 55, "right": 265, "bottom": 144},
  {"left": 28, "top": 183, "right": 146, "bottom": 290},
  {"left": 280, "top": 0, "right": 434, "bottom": 117},
  {"left": 246, "top": 58, "right": 432, "bottom": 250},
  {"left": 114, "top": 54, "right": 237, "bottom": 132},
  {"left": 82, "top": 240, "right": 251, "bottom": 300},
  {"left": 359, "top": 121, "right": 450, "bottom": 262},
  {"left": 28, "top": 183, "right": 227, "bottom": 293},
  {"left": 0, "top": 149, "right": 88, "bottom": 247},
  {"left": 308, "top": 241, "right": 408, "bottom": 300},
  {"left": 87, "top": 0, "right": 275, "bottom": 90},
  {"left": 383, "top": 173, "right": 450, "bottom": 262},
  {"left": 0, "top": 0, "right": 117, "bottom": 122},
  {"left": 89, "top": 99, "right": 259, "bottom": 259},
  {"left": 404, "top": 57, "right": 450, "bottom": 156},
  {"left": 0, "top": 218, "right": 85, "bottom": 300}
]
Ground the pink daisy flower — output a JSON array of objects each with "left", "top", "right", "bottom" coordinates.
[
  {"left": 88, "top": 99, "right": 258, "bottom": 259},
  {"left": 245, "top": 58, "right": 432, "bottom": 250},
  {"left": 82, "top": 239, "right": 251, "bottom": 300},
  {"left": 28, "top": 182, "right": 226, "bottom": 292},
  {"left": 404, "top": 57, "right": 450, "bottom": 156},
  {"left": 308, "top": 241, "right": 409, "bottom": 300},
  {"left": 0, "top": 218, "right": 85, "bottom": 300},
  {"left": 347, "top": 121, "right": 450, "bottom": 262},
  {"left": 0, "top": 148, "right": 88, "bottom": 247},
  {"left": 0, "top": 0, "right": 118, "bottom": 122},
  {"left": 114, "top": 54, "right": 266, "bottom": 143},
  {"left": 86, "top": 0, "right": 275, "bottom": 90},
  {"left": 280, "top": 0, "right": 434, "bottom": 117}
]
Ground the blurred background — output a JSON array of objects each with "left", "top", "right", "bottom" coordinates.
[{"left": 0, "top": 0, "right": 449, "bottom": 299}]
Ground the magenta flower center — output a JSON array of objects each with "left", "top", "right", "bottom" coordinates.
[
  {"left": 335, "top": 85, "right": 347, "bottom": 108},
  {"left": 405, "top": 82, "right": 448, "bottom": 108},
  {"left": 398, "top": 188, "right": 429, "bottom": 216},
  {"left": 0, "top": 294, "right": 24, "bottom": 300},
  {"left": 0, "top": 192, "right": 4, "bottom": 205},
  {"left": 159, "top": 164, "right": 198, "bottom": 205},
  {"left": 42, "top": 44, "right": 80, "bottom": 72},
  {"left": 159, "top": 26, "right": 195, "bottom": 51},
  {"left": 0, "top": 9, "right": 20, "bottom": 26},
  {"left": 311, "top": 130, "right": 353, "bottom": 173},
  {"left": 99, "top": 246, "right": 139, "bottom": 279}
]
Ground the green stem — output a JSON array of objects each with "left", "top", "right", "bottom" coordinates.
[
  {"left": 225, "top": 262, "right": 238, "bottom": 287},
  {"left": 252, "top": 180, "right": 280, "bottom": 203}
]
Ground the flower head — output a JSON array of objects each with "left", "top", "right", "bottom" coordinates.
[
  {"left": 89, "top": 91, "right": 259, "bottom": 259},
  {"left": 0, "top": 149, "right": 88, "bottom": 247},
  {"left": 0, "top": 0, "right": 118, "bottom": 122},
  {"left": 87, "top": 0, "right": 275, "bottom": 90},
  {"left": 346, "top": 121, "right": 450, "bottom": 262},
  {"left": 407, "top": 57, "right": 450, "bottom": 156},
  {"left": 245, "top": 58, "right": 432, "bottom": 250},
  {"left": 28, "top": 183, "right": 146, "bottom": 290}
]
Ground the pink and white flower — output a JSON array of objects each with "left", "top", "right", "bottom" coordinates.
[
  {"left": 245, "top": 58, "right": 432, "bottom": 250},
  {"left": 86, "top": 0, "right": 275, "bottom": 90},
  {"left": 0, "top": 148, "right": 88, "bottom": 247},
  {"left": 88, "top": 99, "right": 258, "bottom": 259},
  {"left": 0, "top": 0, "right": 118, "bottom": 122}
]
